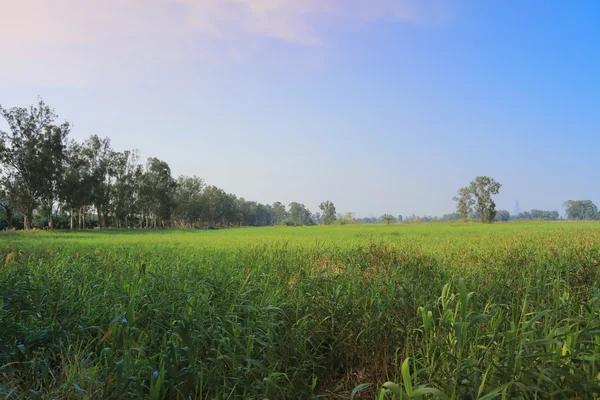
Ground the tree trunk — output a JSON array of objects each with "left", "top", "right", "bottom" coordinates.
[
  {"left": 70, "top": 208, "right": 74, "bottom": 230},
  {"left": 6, "top": 209, "right": 13, "bottom": 230},
  {"left": 79, "top": 207, "right": 84, "bottom": 229},
  {"left": 24, "top": 213, "right": 31, "bottom": 230}
]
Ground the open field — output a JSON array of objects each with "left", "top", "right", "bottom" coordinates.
[{"left": 2, "top": 222, "right": 600, "bottom": 399}]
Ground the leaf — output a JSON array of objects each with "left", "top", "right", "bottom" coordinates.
[
  {"left": 523, "top": 310, "right": 550, "bottom": 331},
  {"left": 478, "top": 382, "right": 511, "bottom": 400},
  {"left": 401, "top": 358, "right": 413, "bottom": 396},
  {"left": 382, "top": 381, "right": 407, "bottom": 399},
  {"left": 351, "top": 383, "right": 372, "bottom": 400},
  {"left": 411, "top": 387, "right": 450, "bottom": 400}
]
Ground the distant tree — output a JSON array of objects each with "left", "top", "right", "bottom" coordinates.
[
  {"left": 289, "top": 202, "right": 314, "bottom": 226},
  {"left": 355, "top": 216, "right": 377, "bottom": 224},
  {"left": 319, "top": 200, "right": 337, "bottom": 225},
  {"left": 453, "top": 186, "right": 474, "bottom": 221},
  {"left": 440, "top": 213, "right": 459, "bottom": 222},
  {"left": 454, "top": 176, "right": 501, "bottom": 223},
  {"left": 82, "top": 135, "right": 114, "bottom": 228},
  {"left": 200, "top": 185, "right": 229, "bottom": 227},
  {"left": 563, "top": 200, "right": 598, "bottom": 220},
  {"left": 336, "top": 212, "right": 356, "bottom": 225},
  {"left": 470, "top": 176, "right": 501, "bottom": 223},
  {"left": 397, "top": 214, "right": 403, "bottom": 223},
  {"left": 313, "top": 212, "right": 321, "bottom": 225},
  {"left": 60, "top": 140, "right": 93, "bottom": 229},
  {"left": 111, "top": 150, "right": 140, "bottom": 228},
  {"left": 519, "top": 209, "right": 560, "bottom": 221},
  {"left": 494, "top": 210, "right": 510, "bottom": 222},
  {"left": 382, "top": 214, "right": 394, "bottom": 225},
  {"left": 174, "top": 175, "right": 204, "bottom": 228},
  {"left": 144, "top": 157, "right": 176, "bottom": 227},
  {"left": 272, "top": 202, "right": 288, "bottom": 225},
  {"left": 1, "top": 98, "right": 288, "bottom": 230}
]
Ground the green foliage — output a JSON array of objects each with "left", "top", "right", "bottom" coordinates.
[
  {"left": 1, "top": 222, "right": 600, "bottom": 398},
  {"left": 336, "top": 211, "right": 356, "bottom": 225},
  {"left": 289, "top": 202, "right": 314, "bottom": 226},
  {"left": 517, "top": 209, "right": 560, "bottom": 220},
  {"left": 453, "top": 186, "right": 474, "bottom": 221},
  {"left": 0, "top": 99, "right": 318, "bottom": 231},
  {"left": 319, "top": 200, "right": 337, "bottom": 225},
  {"left": 454, "top": 176, "right": 501, "bottom": 223},
  {"left": 382, "top": 214, "right": 394, "bottom": 225},
  {"left": 564, "top": 200, "right": 598, "bottom": 220},
  {"left": 0, "top": 98, "right": 70, "bottom": 228},
  {"left": 494, "top": 209, "right": 510, "bottom": 222}
]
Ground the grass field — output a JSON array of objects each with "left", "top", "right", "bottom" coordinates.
[{"left": 2, "top": 222, "right": 600, "bottom": 399}]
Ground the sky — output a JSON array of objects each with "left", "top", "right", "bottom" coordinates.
[{"left": 1, "top": 0, "right": 599, "bottom": 217}]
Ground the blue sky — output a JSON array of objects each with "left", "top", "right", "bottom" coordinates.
[{"left": 1, "top": 0, "right": 599, "bottom": 217}]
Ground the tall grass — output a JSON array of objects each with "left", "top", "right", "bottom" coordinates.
[{"left": 1, "top": 222, "right": 599, "bottom": 398}]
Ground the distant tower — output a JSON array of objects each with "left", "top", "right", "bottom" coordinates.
[{"left": 514, "top": 200, "right": 520, "bottom": 216}]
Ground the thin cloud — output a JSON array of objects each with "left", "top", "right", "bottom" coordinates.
[{"left": 0, "top": 0, "right": 449, "bottom": 86}]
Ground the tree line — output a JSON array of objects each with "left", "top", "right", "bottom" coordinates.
[
  {"left": 452, "top": 176, "right": 598, "bottom": 223},
  {"left": 0, "top": 98, "right": 344, "bottom": 230},
  {"left": 2, "top": 100, "right": 598, "bottom": 230}
]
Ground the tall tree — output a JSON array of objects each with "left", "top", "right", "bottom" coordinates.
[
  {"left": 82, "top": 135, "right": 114, "bottom": 228},
  {"left": 382, "top": 214, "right": 394, "bottom": 225},
  {"left": 59, "top": 140, "right": 91, "bottom": 229},
  {"left": 272, "top": 201, "right": 288, "bottom": 225},
  {"left": 39, "top": 123, "right": 70, "bottom": 228},
  {"left": 0, "top": 98, "right": 69, "bottom": 229},
  {"left": 319, "top": 200, "right": 337, "bottom": 225},
  {"left": 453, "top": 186, "right": 474, "bottom": 221},
  {"left": 289, "top": 202, "right": 313, "bottom": 226},
  {"left": 563, "top": 200, "right": 598, "bottom": 220},
  {"left": 112, "top": 150, "right": 140, "bottom": 227},
  {"left": 494, "top": 210, "right": 510, "bottom": 222},
  {"left": 144, "top": 157, "right": 176, "bottom": 227},
  {"left": 454, "top": 176, "right": 501, "bottom": 223},
  {"left": 174, "top": 175, "right": 204, "bottom": 228},
  {"left": 470, "top": 176, "right": 502, "bottom": 223}
]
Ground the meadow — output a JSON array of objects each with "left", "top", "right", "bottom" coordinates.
[{"left": 1, "top": 222, "right": 600, "bottom": 399}]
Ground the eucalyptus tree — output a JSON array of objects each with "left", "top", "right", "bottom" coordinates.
[
  {"left": 563, "top": 200, "right": 598, "bottom": 220},
  {"left": 453, "top": 186, "right": 474, "bottom": 221},
  {"left": 174, "top": 175, "right": 205, "bottom": 227},
  {"left": 112, "top": 150, "right": 140, "bottom": 227},
  {"left": 82, "top": 135, "right": 114, "bottom": 228},
  {"left": 143, "top": 157, "right": 177, "bottom": 227},
  {"left": 272, "top": 201, "right": 288, "bottom": 224},
  {"left": 382, "top": 214, "right": 394, "bottom": 225},
  {"left": 289, "top": 202, "right": 313, "bottom": 226},
  {"left": 454, "top": 176, "right": 501, "bottom": 223},
  {"left": 319, "top": 200, "right": 337, "bottom": 225},
  {"left": 60, "top": 140, "right": 94, "bottom": 229},
  {"left": 0, "top": 98, "right": 70, "bottom": 229}
]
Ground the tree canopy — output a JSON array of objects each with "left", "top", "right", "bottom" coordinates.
[
  {"left": 0, "top": 98, "right": 326, "bottom": 229},
  {"left": 453, "top": 176, "right": 502, "bottom": 223}
]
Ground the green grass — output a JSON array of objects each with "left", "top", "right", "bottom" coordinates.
[{"left": 1, "top": 222, "right": 600, "bottom": 399}]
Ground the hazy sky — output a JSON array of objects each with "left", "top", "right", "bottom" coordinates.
[{"left": 1, "top": 0, "right": 599, "bottom": 217}]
